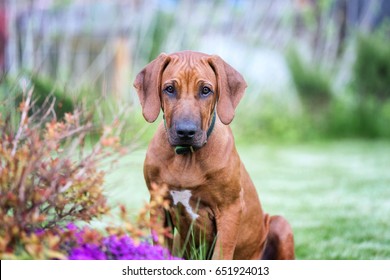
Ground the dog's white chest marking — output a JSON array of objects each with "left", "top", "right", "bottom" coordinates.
[{"left": 170, "top": 190, "right": 199, "bottom": 220}]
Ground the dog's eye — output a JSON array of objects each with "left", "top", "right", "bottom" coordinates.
[
  {"left": 201, "top": 86, "right": 212, "bottom": 97},
  {"left": 164, "top": 85, "right": 175, "bottom": 95}
]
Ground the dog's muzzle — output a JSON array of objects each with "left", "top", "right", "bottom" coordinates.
[{"left": 163, "top": 111, "right": 216, "bottom": 155}]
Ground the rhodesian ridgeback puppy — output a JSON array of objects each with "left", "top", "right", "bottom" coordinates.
[{"left": 134, "top": 51, "right": 295, "bottom": 260}]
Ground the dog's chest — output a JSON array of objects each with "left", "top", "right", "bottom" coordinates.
[
  {"left": 169, "top": 189, "right": 199, "bottom": 220},
  {"left": 167, "top": 188, "right": 216, "bottom": 245}
]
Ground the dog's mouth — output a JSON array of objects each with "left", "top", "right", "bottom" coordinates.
[{"left": 167, "top": 130, "right": 206, "bottom": 150}]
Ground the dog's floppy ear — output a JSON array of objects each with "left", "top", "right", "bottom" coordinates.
[
  {"left": 208, "top": 55, "right": 247, "bottom": 125},
  {"left": 134, "top": 53, "right": 171, "bottom": 123}
]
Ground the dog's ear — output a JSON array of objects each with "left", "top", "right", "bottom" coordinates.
[
  {"left": 208, "top": 55, "right": 247, "bottom": 125},
  {"left": 134, "top": 53, "right": 171, "bottom": 123}
]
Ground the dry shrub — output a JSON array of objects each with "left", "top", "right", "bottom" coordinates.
[
  {"left": 106, "top": 183, "right": 172, "bottom": 246},
  {"left": 65, "top": 184, "right": 175, "bottom": 260},
  {"left": 0, "top": 88, "right": 175, "bottom": 259},
  {"left": 0, "top": 88, "right": 124, "bottom": 259}
]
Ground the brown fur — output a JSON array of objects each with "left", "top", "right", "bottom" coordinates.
[{"left": 134, "top": 51, "right": 295, "bottom": 260}]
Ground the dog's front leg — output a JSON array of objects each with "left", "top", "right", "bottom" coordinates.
[{"left": 212, "top": 200, "right": 242, "bottom": 260}]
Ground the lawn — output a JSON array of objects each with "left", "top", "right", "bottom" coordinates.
[{"left": 104, "top": 140, "right": 390, "bottom": 260}]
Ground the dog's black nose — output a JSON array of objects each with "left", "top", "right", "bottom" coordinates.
[{"left": 176, "top": 121, "right": 197, "bottom": 140}]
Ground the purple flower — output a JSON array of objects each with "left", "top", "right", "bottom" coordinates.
[
  {"left": 34, "top": 228, "right": 45, "bottom": 236},
  {"left": 68, "top": 243, "right": 106, "bottom": 260},
  {"left": 65, "top": 225, "right": 180, "bottom": 260},
  {"left": 66, "top": 223, "right": 78, "bottom": 231},
  {"left": 102, "top": 235, "right": 177, "bottom": 260}
]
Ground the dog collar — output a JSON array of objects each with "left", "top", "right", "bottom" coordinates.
[{"left": 163, "top": 111, "right": 216, "bottom": 155}]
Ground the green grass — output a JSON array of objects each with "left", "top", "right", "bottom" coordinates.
[{"left": 104, "top": 140, "right": 390, "bottom": 259}]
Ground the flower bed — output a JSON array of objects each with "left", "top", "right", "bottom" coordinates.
[
  {"left": 67, "top": 226, "right": 177, "bottom": 260},
  {"left": 0, "top": 89, "right": 176, "bottom": 260}
]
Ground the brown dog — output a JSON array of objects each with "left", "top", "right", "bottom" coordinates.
[{"left": 134, "top": 51, "right": 294, "bottom": 260}]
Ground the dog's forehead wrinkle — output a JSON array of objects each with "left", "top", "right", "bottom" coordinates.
[
  {"left": 167, "top": 53, "right": 213, "bottom": 75},
  {"left": 163, "top": 66, "right": 216, "bottom": 91}
]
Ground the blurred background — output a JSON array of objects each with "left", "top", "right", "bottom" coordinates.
[
  {"left": 1, "top": 0, "right": 390, "bottom": 140},
  {"left": 1, "top": 0, "right": 390, "bottom": 259}
]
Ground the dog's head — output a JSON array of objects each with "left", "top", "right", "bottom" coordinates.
[{"left": 134, "top": 51, "right": 247, "bottom": 149}]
